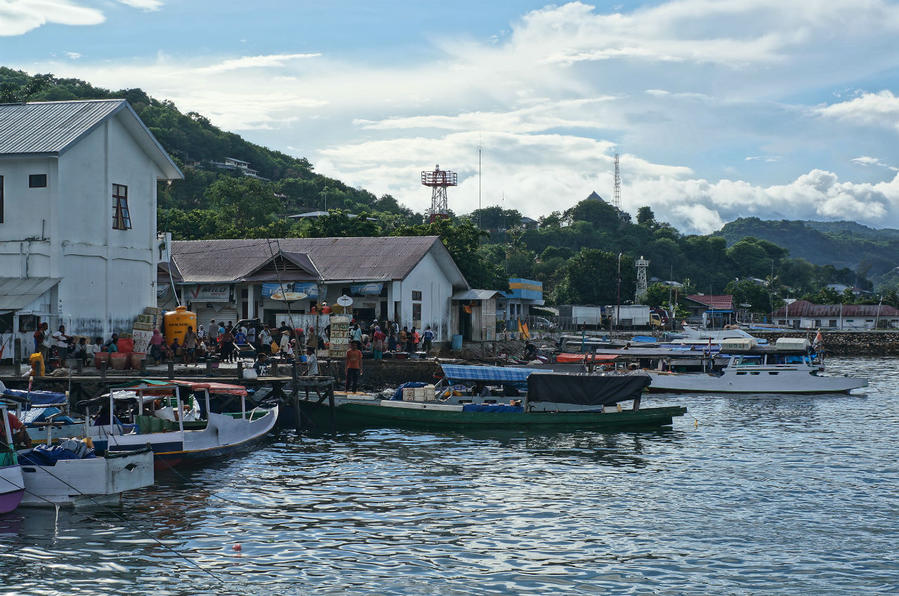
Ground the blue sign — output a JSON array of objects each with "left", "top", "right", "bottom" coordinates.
[{"left": 351, "top": 282, "right": 384, "bottom": 296}]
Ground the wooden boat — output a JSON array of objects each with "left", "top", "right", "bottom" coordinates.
[
  {"left": 16, "top": 444, "right": 154, "bottom": 507},
  {"left": 86, "top": 380, "right": 278, "bottom": 469},
  {"left": 1, "top": 405, "right": 25, "bottom": 513},
  {"left": 300, "top": 366, "right": 685, "bottom": 431}
]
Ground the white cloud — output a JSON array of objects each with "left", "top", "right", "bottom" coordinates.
[
  {"left": 745, "top": 155, "right": 780, "bottom": 162},
  {"left": 816, "top": 90, "right": 899, "bottom": 133},
  {"left": 851, "top": 156, "right": 898, "bottom": 171},
  {"left": 117, "top": 0, "right": 163, "bottom": 10},
  {"left": 199, "top": 53, "right": 322, "bottom": 74},
  {"left": 65, "top": 51, "right": 81, "bottom": 60},
  {"left": 0, "top": 0, "right": 104, "bottom": 36}
]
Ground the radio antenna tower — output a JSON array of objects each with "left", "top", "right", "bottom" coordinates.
[
  {"left": 635, "top": 255, "right": 649, "bottom": 302},
  {"left": 422, "top": 164, "right": 458, "bottom": 222},
  {"left": 613, "top": 152, "right": 622, "bottom": 210}
]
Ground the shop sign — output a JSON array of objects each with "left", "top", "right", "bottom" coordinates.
[
  {"left": 188, "top": 285, "right": 231, "bottom": 303},
  {"left": 350, "top": 282, "right": 384, "bottom": 296}
]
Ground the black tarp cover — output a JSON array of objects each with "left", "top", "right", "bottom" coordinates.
[{"left": 527, "top": 373, "right": 650, "bottom": 406}]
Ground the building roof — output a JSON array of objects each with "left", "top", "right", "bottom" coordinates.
[
  {"left": 772, "top": 300, "right": 899, "bottom": 318},
  {"left": 0, "top": 277, "right": 60, "bottom": 311},
  {"left": 171, "top": 236, "right": 468, "bottom": 288},
  {"left": 452, "top": 289, "right": 502, "bottom": 301},
  {"left": 685, "top": 294, "right": 734, "bottom": 310},
  {"left": 0, "top": 99, "right": 182, "bottom": 180}
]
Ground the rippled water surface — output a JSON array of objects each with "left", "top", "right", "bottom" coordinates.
[{"left": 2, "top": 356, "right": 898, "bottom": 594}]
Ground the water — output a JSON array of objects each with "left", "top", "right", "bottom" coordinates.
[{"left": 1, "top": 356, "right": 898, "bottom": 594}]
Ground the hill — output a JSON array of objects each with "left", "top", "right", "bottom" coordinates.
[{"left": 716, "top": 217, "right": 899, "bottom": 282}]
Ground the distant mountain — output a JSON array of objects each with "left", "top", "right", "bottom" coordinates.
[{"left": 717, "top": 217, "right": 899, "bottom": 280}]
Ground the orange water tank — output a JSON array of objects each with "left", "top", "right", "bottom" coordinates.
[{"left": 164, "top": 305, "right": 198, "bottom": 344}]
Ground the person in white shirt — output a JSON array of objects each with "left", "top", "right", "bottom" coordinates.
[
  {"left": 304, "top": 346, "right": 318, "bottom": 375},
  {"left": 51, "top": 325, "right": 71, "bottom": 357}
]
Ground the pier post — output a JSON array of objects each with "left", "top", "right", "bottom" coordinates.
[
  {"left": 13, "top": 339, "right": 21, "bottom": 369},
  {"left": 237, "top": 361, "right": 243, "bottom": 380},
  {"left": 328, "top": 379, "right": 336, "bottom": 433},
  {"left": 167, "top": 361, "right": 174, "bottom": 379},
  {"left": 291, "top": 360, "right": 301, "bottom": 430},
  {"left": 100, "top": 361, "right": 107, "bottom": 380}
]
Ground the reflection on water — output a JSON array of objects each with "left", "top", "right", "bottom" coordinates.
[{"left": 0, "top": 357, "right": 897, "bottom": 594}]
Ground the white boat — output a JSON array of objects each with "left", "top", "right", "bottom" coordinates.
[
  {"left": 86, "top": 381, "right": 278, "bottom": 469},
  {"left": 647, "top": 355, "right": 868, "bottom": 394},
  {"left": 1, "top": 406, "right": 25, "bottom": 513},
  {"left": 16, "top": 443, "right": 154, "bottom": 507}
]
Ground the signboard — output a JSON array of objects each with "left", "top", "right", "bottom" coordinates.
[
  {"left": 261, "top": 283, "right": 308, "bottom": 302},
  {"left": 294, "top": 282, "right": 320, "bottom": 299},
  {"left": 336, "top": 295, "right": 354, "bottom": 307},
  {"left": 328, "top": 315, "right": 351, "bottom": 358},
  {"left": 350, "top": 282, "right": 384, "bottom": 296},
  {"left": 187, "top": 285, "right": 231, "bottom": 303}
]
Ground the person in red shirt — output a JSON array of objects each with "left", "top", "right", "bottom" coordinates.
[
  {"left": 2, "top": 411, "right": 32, "bottom": 449},
  {"left": 345, "top": 340, "right": 363, "bottom": 393}
]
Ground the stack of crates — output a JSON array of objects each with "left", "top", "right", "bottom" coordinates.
[{"left": 132, "top": 306, "right": 163, "bottom": 353}]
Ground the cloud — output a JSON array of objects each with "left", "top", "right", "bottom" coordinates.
[
  {"left": 815, "top": 90, "right": 899, "bottom": 133},
  {"left": 851, "top": 156, "right": 898, "bottom": 171},
  {"left": 199, "top": 53, "right": 322, "bottom": 74},
  {"left": 65, "top": 51, "right": 81, "bottom": 60},
  {"left": 0, "top": 0, "right": 104, "bottom": 36},
  {"left": 116, "top": 0, "right": 162, "bottom": 10},
  {"left": 745, "top": 155, "right": 780, "bottom": 162}
]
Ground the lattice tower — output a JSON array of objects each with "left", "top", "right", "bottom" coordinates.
[
  {"left": 421, "top": 164, "right": 458, "bottom": 221},
  {"left": 613, "top": 152, "right": 621, "bottom": 210}
]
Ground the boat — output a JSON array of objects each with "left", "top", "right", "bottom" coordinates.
[
  {"left": 646, "top": 354, "right": 868, "bottom": 394},
  {"left": 16, "top": 443, "right": 154, "bottom": 507},
  {"left": 85, "top": 380, "right": 278, "bottom": 469},
  {"left": 299, "top": 365, "right": 686, "bottom": 430},
  {"left": 1, "top": 405, "right": 25, "bottom": 513}
]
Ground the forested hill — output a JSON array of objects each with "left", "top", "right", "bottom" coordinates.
[
  {"left": 717, "top": 218, "right": 899, "bottom": 279},
  {"left": 0, "top": 67, "right": 415, "bottom": 226}
]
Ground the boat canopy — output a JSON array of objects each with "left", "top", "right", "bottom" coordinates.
[
  {"left": 440, "top": 364, "right": 545, "bottom": 383},
  {"left": 1, "top": 388, "right": 67, "bottom": 406},
  {"left": 527, "top": 373, "right": 651, "bottom": 406},
  {"left": 556, "top": 353, "right": 618, "bottom": 364},
  {"left": 112, "top": 379, "right": 248, "bottom": 397}
]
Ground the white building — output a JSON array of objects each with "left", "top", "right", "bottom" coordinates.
[
  {"left": 165, "top": 236, "right": 469, "bottom": 341},
  {"left": 0, "top": 100, "right": 182, "bottom": 358},
  {"left": 772, "top": 300, "right": 899, "bottom": 330}
]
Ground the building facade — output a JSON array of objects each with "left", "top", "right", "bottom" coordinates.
[
  {"left": 0, "top": 100, "right": 182, "bottom": 358},
  {"left": 772, "top": 300, "right": 899, "bottom": 330}
]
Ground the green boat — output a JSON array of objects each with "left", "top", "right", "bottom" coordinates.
[{"left": 299, "top": 367, "right": 686, "bottom": 431}]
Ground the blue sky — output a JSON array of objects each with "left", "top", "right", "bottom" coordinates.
[{"left": 4, "top": 0, "right": 899, "bottom": 232}]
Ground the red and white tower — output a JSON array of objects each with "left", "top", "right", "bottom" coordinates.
[{"left": 421, "top": 164, "right": 457, "bottom": 221}]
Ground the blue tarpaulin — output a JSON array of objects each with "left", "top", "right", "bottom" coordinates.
[
  {"left": 440, "top": 364, "right": 544, "bottom": 383},
  {"left": 2, "top": 388, "right": 67, "bottom": 406}
]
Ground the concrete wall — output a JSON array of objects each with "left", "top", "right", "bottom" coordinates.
[{"left": 393, "top": 250, "right": 454, "bottom": 341}]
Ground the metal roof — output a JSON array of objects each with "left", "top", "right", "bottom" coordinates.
[
  {"left": 686, "top": 294, "right": 734, "bottom": 310},
  {"left": 452, "top": 289, "right": 502, "bottom": 301},
  {"left": 0, "top": 100, "right": 182, "bottom": 180},
  {"left": 0, "top": 277, "right": 60, "bottom": 311},
  {"left": 772, "top": 300, "right": 899, "bottom": 318},
  {"left": 171, "top": 236, "right": 468, "bottom": 288}
]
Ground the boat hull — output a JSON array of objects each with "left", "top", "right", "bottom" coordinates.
[
  {"left": 300, "top": 400, "right": 686, "bottom": 431},
  {"left": 17, "top": 447, "right": 154, "bottom": 507},
  {"left": 0, "top": 465, "right": 25, "bottom": 513},
  {"left": 646, "top": 371, "right": 868, "bottom": 394}
]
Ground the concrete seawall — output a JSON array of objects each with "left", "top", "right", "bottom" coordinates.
[{"left": 752, "top": 330, "right": 899, "bottom": 356}]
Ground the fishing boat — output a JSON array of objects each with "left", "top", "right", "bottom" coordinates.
[
  {"left": 299, "top": 365, "right": 685, "bottom": 430},
  {"left": 646, "top": 354, "right": 868, "bottom": 394},
  {"left": 1, "top": 405, "right": 25, "bottom": 513},
  {"left": 85, "top": 380, "right": 278, "bottom": 469}
]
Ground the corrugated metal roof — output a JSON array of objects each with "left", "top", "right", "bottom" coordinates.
[
  {"left": 171, "top": 237, "right": 466, "bottom": 286},
  {"left": 772, "top": 300, "right": 899, "bottom": 318},
  {"left": 0, "top": 277, "right": 60, "bottom": 311},
  {"left": 0, "top": 100, "right": 125, "bottom": 154},
  {"left": 686, "top": 294, "right": 734, "bottom": 310},
  {"left": 452, "top": 289, "right": 502, "bottom": 301}
]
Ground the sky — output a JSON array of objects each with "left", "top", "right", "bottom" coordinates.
[{"left": 3, "top": 0, "right": 899, "bottom": 233}]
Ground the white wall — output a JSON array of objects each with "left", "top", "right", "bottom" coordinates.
[{"left": 394, "top": 250, "right": 454, "bottom": 341}]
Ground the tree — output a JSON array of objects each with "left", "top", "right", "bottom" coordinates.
[
  {"left": 637, "top": 206, "right": 656, "bottom": 227},
  {"left": 554, "top": 249, "right": 634, "bottom": 305}
]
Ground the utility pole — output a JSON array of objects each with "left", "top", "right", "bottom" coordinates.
[
  {"left": 616, "top": 252, "right": 622, "bottom": 335},
  {"left": 478, "top": 144, "right": 482, "bottom": 229}
]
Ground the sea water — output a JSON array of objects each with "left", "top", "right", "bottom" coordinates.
[{"left": 0, "top": 356, "right": 897, "bottom": 594}]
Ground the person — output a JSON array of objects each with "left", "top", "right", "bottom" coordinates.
[
  {"left": 405, "top": 327, "right": 415, "bottom": 354},
  {"left": 412, "top": 327, "right": 421, "bottom": 352},
  {"left": 306, "top": 326, "right": 318, "bottom": 350},
  {"left": 296, "top": 326, "right": 305, "bottom": 350},
  {"left": 387, "top": 329, "right": 397, "bottom": 352},
  {"left": 304, "top": 346, "right": 319, "bottom": 376},
  {"left": 258, "top": 326, "right": 272, "bottom": 354},
  {"left": 73, "top": 337, "right": 89, "bottom": 365},
  {"left": 524, "top": 341, "right": 537, "bottom": 361},
  {"left": 220, "top": 327, "right": 235, "bottom": 363},
  {"left": 1, "top": 410, "right": 32, "bottom": 449},
  {"left": 351, "top": 323, "right": 363, "bottom": 344},
  {"left": 422, "top": 326, "right": 434, "bottom": 354},
  {"left": 149, "top": 329, "right": 164, "bottom": 364},
  {"left": 247, "top": 325, "right": 256, "bottom": 347},
  {"left": 253, "top": 352, "right": 269, "bottom": 376},
  {"left": 85, "top": 336, "right": 101, "bottom": 362},
  {"left": 208, "top": 319, "right": 218, "bottom": 345},
  {"left": 182, "top": 326, "right": 198, "bottom": 364},
  {"left": 345, "top": 340, "right": 363, "bottom": 393},
  {"left": 52, "top": 324, "right": 71, "bottom": 358},
  {"left": 372, "top": 326, "right": 385, "bottom": 360},
  {"left": 398, "top": 327, "right": 408, "bottom": 351},
  {"left": 279, "top": 329, "right": 292, "bottom": 357},
  {"left": 105, "top": 333, "right": 119, "bottom": 352},
  {"left": 169, "top": 337, "right": 181, "bottom": 361},
  {"left": 234, "top": 327, "right": 247, "bottom": 345},
  {"left": 33, "top": 322, "right": 48, "bottom": 359},
  {"left": 196, "top": 339, "right": 208, "bottom": 361},
  {"left": 197, "top": 324, "right": 206, "bottom": 341},
  {"left": 320, "top": 301, "right": 331, "bottom": 314},
  {"left": 226, "top": 321, "right": 234, "bottom": 334},
  {"left": 279, "top": 321, "right": 291, "bottom": 336}
]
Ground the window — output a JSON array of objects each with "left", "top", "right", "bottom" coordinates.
[
  {"left": 829, "top": 320, "right": 837, "bottom": 328},
  {"left": 412, "top": 302, "right": 422, "bottom": 323},
  {"left": 411, "top": 290, "right": 422, "bottom": 301},
  {"left": 112, "top": 184, "right": 131, "bottom": 230},
  {"left": 0, "top": 175, "right": 3, "bottom": 223},
  {"left": 29, "top": 174, "right": 47, "bottom": 188}
]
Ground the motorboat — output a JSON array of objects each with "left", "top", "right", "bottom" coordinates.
[{"left": 1, "top": 406, "right": 25, "bottom": 513}]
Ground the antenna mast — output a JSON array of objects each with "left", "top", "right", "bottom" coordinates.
[
  {"left": 422, "top": 164, "right": 458, "bottom": 222},
  {"left": 613, "top": 152, "right": 621, "bottom": 210}
]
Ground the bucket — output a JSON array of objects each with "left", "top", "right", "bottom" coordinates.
[
  {"left": 129, "top": 352, "right": 146, "bottom": 370},
  {"left": 451, "top": 334, "right": 463, "bottom": 350},
  {"left": 109, "top": 352, "right": 129, "bottom": 370},
  {"left": 94, "top": 352, "right": 110, "bottom": 369}
]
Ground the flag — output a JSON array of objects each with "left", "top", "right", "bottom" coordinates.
[{"left": 522, "top": 322, "right": 530, "bottom": 340}]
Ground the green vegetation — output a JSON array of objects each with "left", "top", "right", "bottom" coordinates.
[{"left": 3, "top": 68, "right": 897, "bottom": 309}]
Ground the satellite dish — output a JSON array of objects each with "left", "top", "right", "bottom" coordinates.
[{"left": 337, "top": 295, "right": 353, "bottom": 307}]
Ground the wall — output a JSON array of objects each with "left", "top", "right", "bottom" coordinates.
[
  {"left": 0, "top": 156, "right": 56, "bottom": 278},
  {"left": 754, "top": 330, "right": 899, "bottom": 356},
  {"left": 776, "top": 316, "right": 899, "bottom": 331},
  {"left": 393, "top": 250, "right": 454, "bottom": 341}
]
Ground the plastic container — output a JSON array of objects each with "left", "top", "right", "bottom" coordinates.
[
  {"left": 451, "top": 334, "right": 463, "bottom": 350},
  {"left": 402, "top": 387, "right": 415, "bottom": 401},
  {"left": 94, "top": 352, "right": 110, "bottom": 369},
  {"left": 129, "top": 352, "right": 146, "bottom": 370},
  {"left": 164, "top": 305, "right": 198, "bottom": 345},
  {"left": 413, "top": 387, "right": 427, "bottom": 402},
  {"left": 117, "top": 337, "right": 134, "bottom": 354},
  {"left": 109, "top": 352, "right": 129, "bottom": 370}
]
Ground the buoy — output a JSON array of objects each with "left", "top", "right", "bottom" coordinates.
[{"left": 232, "top": 543, "right": 242, "bottom": 552}]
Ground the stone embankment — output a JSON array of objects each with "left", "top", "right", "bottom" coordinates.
[{"left": 752, "top": 330, "right": 899, "bottom": 357}]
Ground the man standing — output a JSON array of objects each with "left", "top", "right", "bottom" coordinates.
[
  {"left": 422, "top": 326, "right": 434, "bottom": 354},
  {"left": 183, "top": 326, "right": 198, "bottom": 364},
  {"left": 344, "top": 340, "right": 363, "bottom": 393},
  {"left": 208, "top": 319, "right": 218, "bottom": 346},
  {"left": 304, "top": 346, "right": 319, "bottom": 376}
]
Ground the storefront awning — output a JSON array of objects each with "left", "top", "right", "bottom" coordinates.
[{"left": 0, "top": 277, "right": 60, "bottom": 311}]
